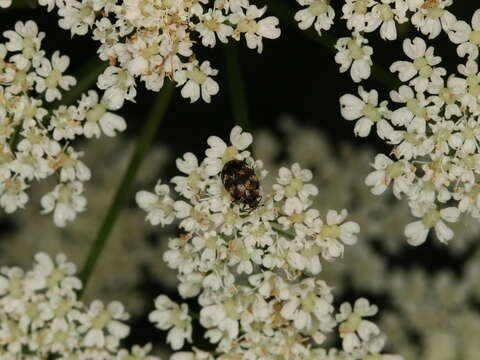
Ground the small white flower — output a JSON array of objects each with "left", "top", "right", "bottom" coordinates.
[
  {"left": 204, "top": 125, "right": 252, "bottom": 176},
  {"left": 337, "top": 298, "right": 380, "bottom": 354},
  {"left": 390, "top": 37, "right": 445, "bottom": 93},
  {"left": 97, "top": 66, "right": 137, "bottom": 109},
  {"left": 174, "top": 61, "right": 219, "bottom": 103},
  {"left": 78, "top": 90, "right": 127, "bottom": 138},
  {"left": 149, "top": 295, "right": 192, "bottom": 350},
  {"left": 136, "top": 179, "right": 175, "bottom": 226},
  {"left": 196, "top": 10, "right": 233, "bottom": 47},
  {"left": 40, "top": 181, "right": 86, "bottom": 227},
  {"left": 230, "top": 5, "right": 281, "bottom": 53},
  {"left": 404, "top": 205, "right": 460, "bottom": 246},
  {"left": 448, "top": 9, "right": 480, "bottom": 60},
  {"left": 3, "top": 20, "right": 45, "bottom": 69},
  {"left": 295, "top": 0, "right": 335, "bottom": 35},
  {"left": 335, "top": 35, "right": 373, "bottom": 83},
  {"left": 35, "top": 51, "right": 76, "bottom": 102},
  {"left": 340, "top": 86, "right": 394, "bottom": 138},
  {"left": 410, "top": 0, "right": 456, "bottom": 39}
]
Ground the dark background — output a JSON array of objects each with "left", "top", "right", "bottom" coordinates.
[
  {"left": 5, "top": 0, "right": 480, "bottom": 355},
  {"left": 8, "top": 0, "right": 479, "bottom": 152}
]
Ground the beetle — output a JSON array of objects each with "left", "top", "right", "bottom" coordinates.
[{"left": 221, "top": 159, "right": 261, "bottom": 211}]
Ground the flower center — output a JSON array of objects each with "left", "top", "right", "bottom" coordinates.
[
  {"left": 205, "top": 19, "right": 219, "bottom": 31},
  {"left": 406, "top": 98, "right": 427, "bottom": 118},
  {"left": 422, "top": 208, "right": 440, "bottom": 228},
  {"left": 379, "top": 4, "right": 393, "bottom": 21},
  {"left": 339, "top": 313, "right": 361, "bottom": 334},
  {"left": 427, "top": 7, "right": 443, "bottom": 19},
  {"left": 222, "top": 145, "right": 238, "bottom": 163},
  {"left": 237, "top": 18, "right": 257, "bottom": 34},
  {"left": 362, "top": 103, "right": 381, "bottom": 122},
  {"left": 319, "top": 224, "right": 341, "bottom": 238},
  {"left": 308, "top": 0, "right": 329, "bottom": 16},
  {"left": 46, "top": 69, "right": 63, "bottom": 89},
  {"left": 22, "top": 36, "right": 35, "bottom": 58},
  {"left": 354, "top": 0, "right": 369, "bottom": 14},
  {"left": 385, "top": 161, "right": 404, "bottom": 179},
  {"left": 86, "top": 103, "right": 106, "bottom": 123},
  {"left": 187, "top": 67, "right": 207, "bottom": 84},
  {"left": 462, "top": 126, "right": 476, "bottom": 140},
  {"left": 347, "top": 39, "right": 364, "bottom": 60},
  {"left": 439, "top": 88, "right": 456, "bottom": 104},
  {"left": 92, "top": 310, "right": 111, "bottom": 329},
  {"left": 469, "top": 30, "right": 480, "bottom": 46}
]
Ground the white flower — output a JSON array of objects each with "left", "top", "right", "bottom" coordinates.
[
  {"left": 371, "top": 0, "right": 409, "bottom": 41},
  {"left": 404, "top": 205, "right": 460, "bottom": 246},
  {"left": 40, "top": 181, "right": 86, "bottom": 227},
  {"left": 204, "top": 125, "right": 252, "bottom": 176},
  {"left": 149, "top": 295, "right": 192, "bottom": 350},
  {"left": 365, "top": 154, "right": 413, "bottom": 198},
  {"left": 410, "top": 0, "right": 456, "bottom": 39},
  {"left": 295, "top": 0, "right": 335, "bottom": 35},
  {"left": 335, "top": 35, "right": 373, "bottom": 83},
  {"left": 81, "top": 300, "right": 130, "bottom": 350},
  {"left": 171, "top": 152, "right": 205, "bottom": 199},
  {"left": 0, "top": 0, "right": 11, "bottom": 7},
  {"left": 3, "top": 20, "right": 45, "bottom": 69},
  {"left": 78, "top": 90, "right": 127, "bottom": 138},
  {"left": 58, "top": 0, "right": 96, "bottom": 36},
  {"left": 340, "top": 87, "right": 394, "bottom": 139},
  {"left": 390, "top": 37, "right": 445, "bottom": 93},
  {"left": 196, "top": 10, "right": 233, "bottom": 47},
  {"left": 49, "top": 105, "right": 83, "bottom": 141},
  {"left": 0, "top": 177, "right": 29, "bottom": 213},
  {"left": 136, "top": 180, "right": 175, "bottom": 226},
  {"left": 337, "top": 298, "right": 380, "bottom": 354},
  {"left": 97, "top": 66, "right": 137, "bottom": 110},
  {"left": 35, "top": 51, "right": 77, "bottom": 102},
  {"left": 230, "top": 5, "right": 281, "bottom": 53},
  {"left": 448, "top": 9, "right": 480, "bottom": 60},
  {"left": 174, "top": 61, "right": 219, "bottom": 103},
  {"left": 273, "top": 163, "right": 318, "bottom": 203}
]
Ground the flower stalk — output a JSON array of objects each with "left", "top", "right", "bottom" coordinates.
[
  {"left": 223, "top": 43, "right": 251, "bottom": 131},
  {"left": 79, "top": 81, "right": 174, "bottom": 296}
]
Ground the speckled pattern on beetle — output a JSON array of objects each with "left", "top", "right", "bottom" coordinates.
[{"left": 221, "top": 159, "right": 261, "bottom": 210}]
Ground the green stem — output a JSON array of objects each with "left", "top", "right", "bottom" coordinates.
[
  {"left": 10, "top": 0, "right": 33, "bottom": 9},
  {"left": 78, "top": 81, "right": 174, "bottom": 297},
  {"left": 223, "top": 43, "right": 251, "bottom": 131},
  {"left": 268, "top": 2, "right": 401, "bottom": 90}
]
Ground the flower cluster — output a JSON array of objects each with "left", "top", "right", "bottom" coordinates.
[
  {"left": 338, "top": 11, "right": 480, "bottom": 246},
  {"left": 257, "top": 120, "right": 480, "bottom": 360},
  {"left": 0, "top": 21, "right": 126, "bottom": 226},
  {"left": 294, "top": 0, "right": 480, "bottom": 246},
  {"left": 0, "top": 252, "right": 159, "bottom": 360},
  {"left": 138, "top": 126, "right": 402, "bottom": 359},
  {"left": 0, "top": 137, "right": 175, "bottom": 313},
  {"left": 294, "top": 0, "right": 456, "bottom": 83},
  {"left": 41, "top": 0, "right": 281, "bottom": 105}
]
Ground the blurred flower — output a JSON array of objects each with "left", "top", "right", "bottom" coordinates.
[{"left": 0, "top": 253, "right": 159, "bottom": 360}]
